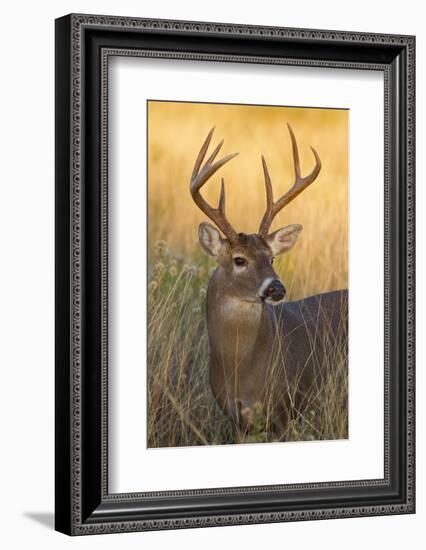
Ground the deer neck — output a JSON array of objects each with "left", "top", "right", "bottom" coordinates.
[{"left": 206, "top": 269, "right": 274, "bottom": 373}]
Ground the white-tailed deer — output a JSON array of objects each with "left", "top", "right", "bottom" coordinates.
[{"left": 190, "top": 124, "right": 348, "bottom": 438}]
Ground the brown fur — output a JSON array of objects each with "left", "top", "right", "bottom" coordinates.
[{"left": 202, "top": 231, "right": 348, "bottom": 438}]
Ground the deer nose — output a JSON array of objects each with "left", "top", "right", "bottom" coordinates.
[{"left": 265, "top": 280, "right": 286, "bottom": 302}]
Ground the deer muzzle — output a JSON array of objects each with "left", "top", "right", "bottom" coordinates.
[{"left": 259, "top": 278, "right": 286, "bottom": 303}]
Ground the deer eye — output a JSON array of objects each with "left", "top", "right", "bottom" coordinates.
[
  {"left": 233, "top": 257, "right": 248, "bottom": 267},
  {"left": 271, "top": 258, "right": 275, "bottom": 264}
]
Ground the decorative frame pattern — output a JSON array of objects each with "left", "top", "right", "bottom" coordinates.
[{"left": 55, "top": 13, "right": 415, "bottom": 536}]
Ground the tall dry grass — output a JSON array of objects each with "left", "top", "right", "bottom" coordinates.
[{"left": 147, "top": 101, "right": 348, "bottom": 447}]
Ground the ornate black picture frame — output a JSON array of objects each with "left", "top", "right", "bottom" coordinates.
[{"left": 55, "top": 13, "right": 415, "bottom": 535}]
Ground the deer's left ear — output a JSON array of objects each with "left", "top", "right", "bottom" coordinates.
[{"left": 266, "top": 224, "right": 303, "bottom": 256}]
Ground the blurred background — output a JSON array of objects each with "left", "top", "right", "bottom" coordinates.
[
  {"left": 147, "top": 100, "right": 348, "bottom": 299},
  {"left": 147, "top": 101, "right": 349, "bottom": 447}
]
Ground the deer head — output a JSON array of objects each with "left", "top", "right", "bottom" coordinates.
[{"left": 190, "top": 124, "right": 321, "bottom": 305}]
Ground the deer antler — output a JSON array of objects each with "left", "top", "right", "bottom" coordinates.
[
  {"left": 258, "top": 123, "right": 321, "bottom": 237},
  {"left": 190, "top": 128, "right": 239, "bottom": 242}
]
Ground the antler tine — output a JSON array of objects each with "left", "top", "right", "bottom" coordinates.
[
  {"left": 218, "top": 178, "right": 226, "bottom": 212},
  {"left": 205, "top": 139, "right": 224, "bottom": 167},
  {"left": 259, "top": 123, "right": 321, "bottom": 236},
  {"left": 191, "top": 127, "right": 215, "bottom": 181},
  {"left": 190, "top": 128, "right": 239, "bottom": 241},
  {"left": 261, "top": 155, "right": 273, "bottom": 214}
]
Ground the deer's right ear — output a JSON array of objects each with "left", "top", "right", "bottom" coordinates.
[{"left": 198, "top": 222, "right": 226, "bottom": 258}]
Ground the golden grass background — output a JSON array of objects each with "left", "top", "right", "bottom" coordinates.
[
  {"left": 147, "top": 101, "right": 348, "bottom": 447},
  {"left": 148, "top": 101, "right": 348, "bottom": 299}
]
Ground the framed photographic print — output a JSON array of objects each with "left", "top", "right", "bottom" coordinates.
[{"left": 55, "top": 14, "right": 415, "bottom": 535}]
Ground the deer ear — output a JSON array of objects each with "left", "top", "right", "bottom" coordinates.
[
  {"left": 198, "top": 222, "right": 226, "bottom": 257},
  {"left": 266, "top": 224, "right": 303, "bottom": 256}
]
